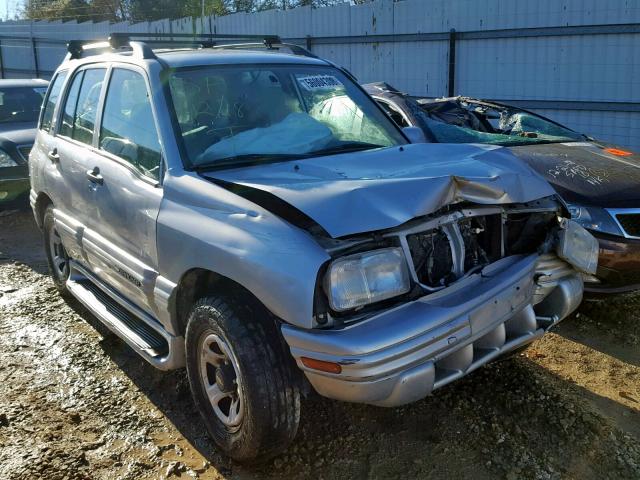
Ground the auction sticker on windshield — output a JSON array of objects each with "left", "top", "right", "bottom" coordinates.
[{"left": 297, "top": 74, "right": 343, "bottom": 91}]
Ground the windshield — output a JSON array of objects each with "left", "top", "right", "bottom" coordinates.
[
  {"left": 414, "top": 99, "right": 584, "bottom": 146},
  {"left": 0, "top": 86, "right": 47, "bottom": 124},
  {"left": 168, "top": 65, "right": 406, "bottom": 169}
]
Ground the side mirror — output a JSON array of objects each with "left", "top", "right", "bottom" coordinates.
[{"left": 402, "top": 126, "right": 427, "bottom": 144}]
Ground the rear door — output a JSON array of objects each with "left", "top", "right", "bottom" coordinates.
[
  {"left": 45, "top": 67, "right": 107, "bottom": 260},
  {"left": 31, "top": 69, "right": 67, "bottom": 204},
  {"left": 79, "top": 65, "right": 164, "bottom": 314}
]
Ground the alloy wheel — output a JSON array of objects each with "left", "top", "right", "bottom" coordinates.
[{"left": 199, "top": 332, "right": 244, "bottom": 428}]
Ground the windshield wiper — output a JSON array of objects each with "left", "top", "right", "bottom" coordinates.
[
  {"left": 192, "top": 143, "right": 387, "bottom": 171},
  {"left": 304, "top": 142, "right": 386, "bottom": 157},
  {"left": 192, "top": 153, "right": 302, "bottom": 172}
]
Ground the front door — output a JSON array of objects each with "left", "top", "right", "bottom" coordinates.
[{"left": 79, "top": 65, "right": 164, "bottom": 315}]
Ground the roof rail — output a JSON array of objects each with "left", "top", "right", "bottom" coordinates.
[
  {"left": 210, "top": 41, "right": 317, "bottom": 58},
  {"left": 65, "top": 32, "right": 315, "bottom": 61},
  {"left": 65, "top": 35, "right": 156, "bottom": 61}
]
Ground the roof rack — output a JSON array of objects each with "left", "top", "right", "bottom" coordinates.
[{"left": 65, "top": 33, "right": 316, "bottom": 61}]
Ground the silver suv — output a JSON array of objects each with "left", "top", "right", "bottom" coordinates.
[{"left": 30, "top": 34, "right": 598, "bottom": 461}]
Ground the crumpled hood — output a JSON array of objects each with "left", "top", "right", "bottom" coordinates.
[
  {"left": 204, "top": 143, "right": 555, "bottom": 238},
  {"left": 507, "top": 141, "right": 640, "bottom": 208}
]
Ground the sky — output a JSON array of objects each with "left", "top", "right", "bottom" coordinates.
[{"left": 0, "top": 0, "right": 22, "bottom": 20}]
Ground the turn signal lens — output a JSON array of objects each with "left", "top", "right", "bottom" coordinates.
[
  {"left": 301, "top": 357, "right": 342, "bottom": 374},
  {"left": 604, "top": 147, "right": 633, "bottom": 157}
]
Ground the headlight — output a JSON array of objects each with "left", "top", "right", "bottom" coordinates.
[
  {"left": 557, "top": 219, "right": 599, "bottom": 275},
  {"left": 0, "top": 149, "right": 18, "bottom": 168},
  {"left": 567, "top": 203, "right": 623, "bottom": 236},
  {"left": 324, "top": 247, "right": 410, "bottom": 311}
]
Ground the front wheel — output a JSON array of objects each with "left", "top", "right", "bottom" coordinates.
[
  {"left": 43, "top": 205, "right": 71, "bottom": 297},
  {"left": 185, "top": 296, "right": 301, "bottom": 462}
]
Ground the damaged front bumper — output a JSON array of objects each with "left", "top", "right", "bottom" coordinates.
[{"left": 281, "top": 253, "right": 582, "bottom": 407}]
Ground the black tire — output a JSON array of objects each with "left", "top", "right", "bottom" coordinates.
[
  {"left": 43, "top": 205, "right": 71, "bottom": 297},
  {"left": 185, "top": 296, "right": 301, "bottom": 462}
]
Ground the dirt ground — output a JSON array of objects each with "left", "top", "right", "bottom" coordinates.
[{"left": 0, "top": 209, "right": 639, "bottom": 480}]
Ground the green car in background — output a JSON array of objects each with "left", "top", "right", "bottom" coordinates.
[{"left": 0, "top": 79, "right": 49, "bottom": 208}]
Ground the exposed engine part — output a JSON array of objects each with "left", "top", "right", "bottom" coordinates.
[
  {"left": 459, "top": 215, "right": 501, "bottom": 272},
  {"left": 407, "top": 229, "right": 454, "bottom": 287}
]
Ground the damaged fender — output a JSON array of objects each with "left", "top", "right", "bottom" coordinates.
[{"left": 156, "top": 172, "right": 330, "bottom": 331}]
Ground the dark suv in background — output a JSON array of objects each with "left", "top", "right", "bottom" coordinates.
[{"left": 0, "top": 78, "right": 48, "bottom": 208}]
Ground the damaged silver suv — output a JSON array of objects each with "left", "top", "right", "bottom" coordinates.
[{"left": 29, "top": 34, "right": 598, "bottom": 461}]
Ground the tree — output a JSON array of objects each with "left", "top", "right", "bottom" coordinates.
[
  {"left": 22, "top": 0, "right": 370, "bottom": 22},
  {"left": 23, "top": 0, "right": 127, "bottom": 21},
  {"left": 125, "top": 0, "right": 184, "bottom": 21},
  {"left": 181, "top": 0, "right": 230, "bottom": 17}
]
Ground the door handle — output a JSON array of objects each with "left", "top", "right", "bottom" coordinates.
[
  {"left": 47, "top": 148, "right": 60, "bottom": 163},
  {"left": 86, "top": 167, "right": 104, "bottom": 185}
]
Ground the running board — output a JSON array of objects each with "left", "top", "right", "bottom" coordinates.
[{"left": 66, "top": 261, "right": 185, "bottom": 370}]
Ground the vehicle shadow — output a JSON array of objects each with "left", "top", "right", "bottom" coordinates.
[
  {"left": 0, "top": 208, "right": 49, "bottom": 274},
  {"left": 553, "top": 298, "right": 640, "bottom": 367}
]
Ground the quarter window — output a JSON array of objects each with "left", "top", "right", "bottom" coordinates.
[
  {"left": 99, "top": 68, "right": 161, "bottom": 180},
  {"left": 60, "top": 68, "right": 106, "bottom": 145},
  {"left": 40, "top": 72, "right": 67, "bottom": 131}
]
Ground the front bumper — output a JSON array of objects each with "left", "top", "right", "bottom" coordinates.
[
  {"left": 282, "top": 254, "right": 582, "bottom": 407},
  {"left": 586, "top": 233, "right": 640, "bottom": 294}
]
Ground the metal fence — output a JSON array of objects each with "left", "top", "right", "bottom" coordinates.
[{"left": 0, "top": 0, "right": 638, "bottom": 150}]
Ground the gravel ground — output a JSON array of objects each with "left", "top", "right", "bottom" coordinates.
[{"left": 0, "top": 209, "right": 639, "bottom": 480}]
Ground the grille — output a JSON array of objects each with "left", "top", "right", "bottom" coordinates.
[
  {"left": 17, "top": 145, "right": 33, "bottom": 162},
  {"left": 615, "top": 214, "right": 640, "bottom": 237},
  {"left": 406, "top": 213, "right": 540, "bottom": 289}
]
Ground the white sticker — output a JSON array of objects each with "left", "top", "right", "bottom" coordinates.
[{"left": 297, "top": 74, "right": 343, "bottom": 91}]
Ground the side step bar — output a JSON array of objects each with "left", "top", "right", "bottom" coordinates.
[{"left": 67, "top": 261, "right": 185, "bottom": 370}]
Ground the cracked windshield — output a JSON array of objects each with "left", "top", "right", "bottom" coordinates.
[{"left": 168, "top": 65, "right": 406, "bottom": 168}]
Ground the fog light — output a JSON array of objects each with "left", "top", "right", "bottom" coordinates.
[
  {"left": 0, "top": 191, "right": 7, "bottom": 199},
  {"left": 301, "top": 357, "right": 342, "bottom": 374}
]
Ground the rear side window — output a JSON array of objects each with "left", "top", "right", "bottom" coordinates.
[
  {"left": 40, "top": 72, "right": 67, "bottom": 131},
  {"left": 60, "top": 72, "right": 82, "bottom": 138},
  {"left": 60, "top": 68, "right": 106, "bottom": 145},
  {"left": 99, "top": 68, "right": 161, "bottom": 180}
]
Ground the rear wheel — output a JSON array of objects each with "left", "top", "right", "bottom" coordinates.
[
  {"left": 43, "top": 205, "right": 71, "bottom": 297},
  {"left": 185, "top": 296, "right": 300, "bottom": 462}
]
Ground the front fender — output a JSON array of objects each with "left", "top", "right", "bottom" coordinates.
[{"left": 157, "top": 172, "right": 330, "bottom": 330}]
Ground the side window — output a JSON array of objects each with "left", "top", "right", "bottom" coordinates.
[
  {"left": 59, "top": 68, "right": 106, "bottom": 145},
  {"left": 99, "top": 68, "right": 161, "bottom": 180},
  {"left": 40, "top": 71, "right": 67, "bottom": 132},
  {"left": 60, "top": 71, "right": 83, "bottom": 138}
]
